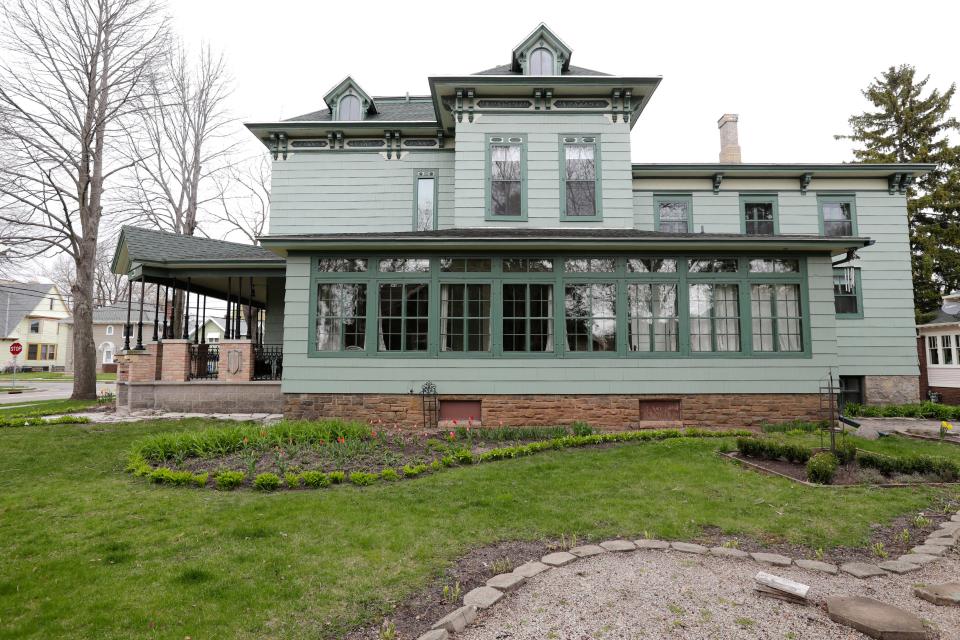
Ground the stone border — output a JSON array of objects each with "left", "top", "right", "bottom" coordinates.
[
  {"left": 416, "top": 512, "right": 960, "bottom": 639},
  {"left": 721, "top": 451, "right": 960, "bottom": 489}
]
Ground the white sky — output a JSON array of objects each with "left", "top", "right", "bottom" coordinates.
[{"left": 169, "top": 0, "right": 960, "bottom": 163}]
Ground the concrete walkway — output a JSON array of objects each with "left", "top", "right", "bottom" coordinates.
[
  {"left": 52, "top": 409, "right": 282, "bottom": 424},
  {"left": 854, "top": 417, "right": 956, "bottom": 441},
  {"left": 0, "top": 381, "right": 115, "bottom": 405}
]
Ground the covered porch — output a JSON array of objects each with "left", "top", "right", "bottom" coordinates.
[{"left": 110, "top": 227, "right": 287, "bottom": 413}]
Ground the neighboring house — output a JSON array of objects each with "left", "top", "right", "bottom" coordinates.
[
  {"left": 916, "top": 294, "right": 960, "bottom": 403},
  {"left": 188, "top": 317, "right": 249, "bottom": 344},
  {"left": 62, "top": 302, "right": 159, "bottom": 373},
  {"left": 112, "top": 24, "right": 929, "bottom": 426},
  {"left": 0, "top": 282, "right": 71, "bottom": 372}
]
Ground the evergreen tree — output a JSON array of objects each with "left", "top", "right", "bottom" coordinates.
[{"left": 837, "top": 65, "right": 960, "bottom": 318}]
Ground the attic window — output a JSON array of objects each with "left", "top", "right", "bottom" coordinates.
[
  {"left": 339, "top": 95, "right": 363, "bottom": 121},
  {"left": 529, "top": 48, "right": 554, "bottom": 75}
]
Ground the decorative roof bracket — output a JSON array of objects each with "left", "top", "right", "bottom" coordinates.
[
  {"left": 800, "top": 172, "right": 813, "bottom": 195},
  {"left": 533, "top": 88, "right": 542, "bottom": 110},
  {"left": 384, "top": 130, "right": 394, "bottom": 159},
  {"left": 713, "top": 172, "right": 724, "bottom": 194},
  {"left": 436, "top": 129, "right": 445, "bottom": 149},
  {"left": 900, "top": 172, "right": 915, "bottom": 194},
  {"left": 544, "top": 89, "right": 552, "bottom": 110},
  {"left": 611, "top": 89, "right": 621, "bottom": 122},
  {"left": 888, "top": 172, "right": 903, "bottom": 195},
  {"left": 466, "top": 88, "right": 475, "bottom": 123}
]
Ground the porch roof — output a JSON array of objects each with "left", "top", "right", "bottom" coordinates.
[{"left": 257, "top": 228, "right": 872, "bottom": 256}]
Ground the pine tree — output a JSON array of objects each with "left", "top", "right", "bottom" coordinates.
[{"left": 837, "top": 65, "right": 960, "bottom": 318}]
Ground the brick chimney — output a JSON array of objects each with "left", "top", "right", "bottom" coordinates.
[{"left": 717, "top": 114, "right": 741, "bottom": 163}]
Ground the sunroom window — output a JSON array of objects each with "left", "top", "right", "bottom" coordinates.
[
  {"left": 564, "top": 283, "right": 616, "bottom": 352},
  {"left": 627, "top": 284, "right": 679, "bottom": 352},
  {"left": 440, "top": 283, "right": 491, "bottom": 352},
  {"left": 503, "top": 284, "right": 554, "bottom": 352},
  {"left": 315, "top": 283, "right": 367, "bottom": 351},
  {"left": 689, "top": 283, "right": 740, "bottom": 352},
  {"left": 378, "top": 283, "right": 429, "bottom": 351},
  {"left": 750, "top": 283, "right": 803, "bottom": 352}
]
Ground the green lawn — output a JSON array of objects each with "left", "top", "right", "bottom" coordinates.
[
  {"left": 0, "top": 372, "right": 116, "bottom": 381},
  {"left": 0, "top": 420, "right": 955, "bottom": 640},
  {"left": 0, "top": 398, "right": 98, "bottom": 417},
  {"left": 774, "top": 430, "right": 960, "bottom": 462}
]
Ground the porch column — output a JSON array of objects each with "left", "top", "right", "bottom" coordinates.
[
  {"left": 218, "top": 339, "right": 254, "bottom": 382},
  {"left": 124, "top": 279, "right": 132, "bottom": 350},
  {"left": 135, "top": 276, "right": 145, "bottom": 350},
  {"left": 201, "top": 296, "right": 207, "bottom": 343},
  {"left": 246, "top": 277, "right": 253, "bottom": 339},
  {"left": 226, "top": 277, "right": 232, "bottom": 339},
  {"left": 152, "top": 281, "right": 160, "bottom": 342},
  {"left": 182, "top": 278, "right": 191, "bottom": 340},
  {"left": 159, "top": 340, "right": 192, "bottom": 382},
  {"left": 161, "top": 283, "right": 169, "bottom": 339},
  {"left": 193, "top": 287, "right": 200, "bottom": 344}
]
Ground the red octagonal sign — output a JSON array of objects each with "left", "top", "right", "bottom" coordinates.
[{"left": 9, "top": 342, "right": 22, "bottom": 356}]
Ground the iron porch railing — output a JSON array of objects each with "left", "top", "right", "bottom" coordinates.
[
  {"left": 189, "top": 344, "right": 219, "bottom": 380},
  {"left": 253, "top": 343, "right": 283, "bottom": 381}
]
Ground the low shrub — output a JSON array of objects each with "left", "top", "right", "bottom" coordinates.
[
  {"left": 858, "top": 450, "right": 960, "bottom": 481},
  {"left": 253, "top": 473, "right": 281, "bottom": 491},
  {"left": 402, "top": 463, "right": 428, "bottom": 478},
  {"left": 845, "top": 401, "right": 960, "bottom": 421},
  {"left": 149, "top": 467, "right": 207, "bottom": 487},
  {"left": 761, "top": 420, "right": 828, "bottom": 434},
  {"left": 299, "top": 470, "right": 329, "bottom": 488},
  {"left": 452, "top": 448, "right": 474, "bottom": 465},
  {"left": 807, "top": 452, "right": 838, "bottom": 484},
  {"left": 736, "top": 437, "right": 812, "bottom": 464},
  {"left": 571, "top": 421, "right": 593, "bottom": 436},
  {"left": 215, "top": 470, "right": 245, "bottom": 490},
  {"left": 834, "top": 440, "right": 858, "bottom": 465},
  {"left": 328, "top": 470, "right": 345, "bottom": 484},
  {"left": 349, "top": 471, "right": 378, "bottom": 486},
  {"left": 284, "top": 473, "right": 302, "bottom": 488},
  {"left": 0, "top": 414, "right": 92, "bottom": 428},
  {"left": 380, "top": 468, "right": 399, "bottom": 481}
]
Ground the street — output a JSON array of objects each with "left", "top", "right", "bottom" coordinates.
[{"left": 0, "top": 380, "right": 116, "bottom": 405}]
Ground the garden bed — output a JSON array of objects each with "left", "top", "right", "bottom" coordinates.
[{"left": 127, "top": 421, "right": 751, "bottom": 490}]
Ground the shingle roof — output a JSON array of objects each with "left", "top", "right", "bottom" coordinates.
[
  {"left": 285, "top": 98, "right": 436, "bottom": 123},
  {"left": 472, "top": 64, "right": 611, "bottom": 76},
  {"left": 120, "top": 226, "right": 282, "bottom": 264},
  {"left": 0, "top": 282, "right": 58, "bottom": 337}
]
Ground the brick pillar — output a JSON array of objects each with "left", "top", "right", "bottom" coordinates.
[
  {"left": 119, "top": 344, "right": 158, "bottom": 383},
  {"left": 160, "top": 339, "right": 192, "bottom": 382},
  {"left": 219, "top": 339, "right": 254, "bottom": 382}
]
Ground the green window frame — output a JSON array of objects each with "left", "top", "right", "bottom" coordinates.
[
  {"left": 439, "top": 282, "right": 492, "bottom": 353},
  {"left": 306, "top": 254, "right": 811, "bottom": 360},
  {"left": 314, "top": 282, "right": 368, "bottom": 352},
  {"left": 740, "top": 195, "right": 779, "bottom": 235},
  {"left": 833, "top": 266, "right": 863, "bottom": 319},
  {"left": 653, "top": 194, "right": 693, "bottom": 233},
  {"left": 688, "top": 282, "right": 741, "bottom": 353},
  {"left": 413, "top": 169, "right": 438, "bottom": 231},
  {"left": 485, "top": 134, "right": 527, "bottom": 221},
  {"left": 559, "top": 135, "right": 602, "bottom": 220},
  {"left": 819, "top": 195, "right": 858, "bottom": 237},
  {"left": 749, "top": 283, "right": 803, "bottom": 352}
]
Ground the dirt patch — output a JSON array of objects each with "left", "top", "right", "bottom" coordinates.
[{"left": 729, "top": 451, "right": 948, "bottom": 486}]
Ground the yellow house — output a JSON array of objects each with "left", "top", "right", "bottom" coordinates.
[{"left": 0, "top": 282, "right": 71, "bottom": 371}]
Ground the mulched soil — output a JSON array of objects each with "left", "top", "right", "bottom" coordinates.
[{"left": 729, "top": 451, "right": 944, "bottom": 486}]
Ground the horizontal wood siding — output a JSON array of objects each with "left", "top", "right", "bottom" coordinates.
[
  {"left": 454, "top": 114, "right": 633, "bottom": 227},
  {"left": 269, "top": 151, "right": 455, "bottom": 234},
  {"left": 280, "top": 254, "right": 839, "bottom": 395}
]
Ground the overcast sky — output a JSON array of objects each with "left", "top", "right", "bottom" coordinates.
[{"left": 170, "top": 0, "right": 959, "bottom": 163}]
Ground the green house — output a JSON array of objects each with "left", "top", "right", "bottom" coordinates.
[{"left": 114, "top": 24, "right": 929, "bottom": 427}]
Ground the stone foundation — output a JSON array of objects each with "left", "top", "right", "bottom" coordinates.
[
  {"left": 864, "top": 375, "right": 920, "bottom": 405},
  {"left": 118, "top": 381, "right": 283, "bottom": 413},
  {"left": 283, "top": 393, "right": 824, "bottom": 429}
]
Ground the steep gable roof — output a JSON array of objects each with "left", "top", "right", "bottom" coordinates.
[
  {"left": 321, "top": 76, "right": 378, "bottom": 117},
  {"left": 0, "top": 282, "right": 60, "bottom": 337},
  {"left": 510, "top": 23, "right": 572, "bottom": 73}
]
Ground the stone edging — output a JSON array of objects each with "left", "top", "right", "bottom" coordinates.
[
  {"left": 415, "top": 512, "right": 960, "bottom": 640},
  {"left": 721, "top": 451, "right": 960, "bottom": 489}
]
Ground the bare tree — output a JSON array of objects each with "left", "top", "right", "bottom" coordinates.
[
  {"left": 212, "top": 153, "right": 271, "bottom": 244},
  {"left": 0, "top": 0, "right": 168, "bottom": 399},
  {"left": 45, "top": 243, "right": 126, "bottom": 307}
]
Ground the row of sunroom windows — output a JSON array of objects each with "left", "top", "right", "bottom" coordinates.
[
  {"left": 311, "top": 256, "right": 807, "bottom": 356},
  {"left": 927, "top": 334, "right": 960, "bottom": 367}
]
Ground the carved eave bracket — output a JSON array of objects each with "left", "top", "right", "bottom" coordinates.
[
  {"left": 454, "top": 87, "right": 477, "bottom": 123},
  {"left": 436, "top": 129, "right": 445, "bottom": 149},
  {"left": 888, "top": 172, "right": 903, "bottom": 195},
  {"left": 800, "top": 172, "right": 813, "bottom": 195},
  {"left": 269, "top": 132, "right": 289, "bottom": 160},
  {"left": 899, "top": 172, "right": 915, "bottom": 194},
  {"left": 713, "top": 172, "right": 724, "bottom": 194},
  {"left": 609, "top": 88, "right": 632, "bottom": 123}
]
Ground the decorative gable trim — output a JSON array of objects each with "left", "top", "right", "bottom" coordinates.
[
  {"left": 322, "top": 76, "right": 378, "bottom": 120},
  {"left": 511, "top": 23, "right": 572, "bottom": 75}
]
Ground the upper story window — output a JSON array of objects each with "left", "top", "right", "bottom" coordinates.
[
  {"left": 105, "top": 325, "right": 114, "bottom": 336},
  {"left": 414, "top": 170, "right": 437, "bottom": 231},
  {"left": 529, "top": 47, "right": 554, "bottom": 75},
  {"left": 29, "top": 320, "right": 40, "bottom": 333},
  {"left": 741, "top": 196, "right": 778, "bottom": 235},
  {"left": 487, "top": 136, "right": 525, "bottom": 219},
  {"left": 561, "top": 136, "right": 600, "bottom": 219},
  {"left": 338, "top": 95, "right": 363, "bottom": 121},
  {"left": 820, "top": 196, "right": 857, "bottom": 236},
  {"left": 653, "top": 195, "right": 692, "bottom": 233}
]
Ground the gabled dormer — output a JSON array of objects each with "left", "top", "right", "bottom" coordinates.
[
  {"left": 512, "top": 23, "right": 571, "bottom": 76},
  {"left": 323, "top": 76, "right": 378, "bottom": 121}
]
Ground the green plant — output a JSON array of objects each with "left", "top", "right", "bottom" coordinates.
[
  {"left": 214, "top": 470, "right": 245, "bottom": 490},
  {"left": 378, "top": 621, "right": 397, "bottom": 640},
  {"left": 760, "top": 420, "right": 827, "bottom": 434},
  {"left": 834, "top": 440, "right": 857, "bottom": 465},
  {"left": 300, "top": 470, "right": 330, "bottom": 488},
  {"left": 442, "top": 581, "right": 462, "bottom": 604},
  {"left": 914, "top": 514, "right": 933, "bottom": 528},
  {"left": 285, "top": 472, "right": 301, "bottom": 488},
  {"left": 737, "top": 437, "right": 812, "bottom": 464},
  {"left": 402, "top": 463, "right": 428, "bottom": 478},
  {"left": 349, "top": 471, "right": 378, "bottom": 486},
  {"left": 806, "top": 452, "right": 838, "bottom": 484},
  {"left": 871, "top": 541, "right": 888, "bottom": 558},
  {"left": 380, "top": 468, "right": 399, "bottom": 481},
  {"left": 452, "top": 448, "right": 473, "bottom": 465},
  {"left": 859, "top": 450, "right": 960, "bottom": 481},
  {"left": 328, "top": 470, "right": 345, "bottom": 484},
  {"left": 253, "top": 473, "right": 281, "bottom": 491},
  {"left": 571, "top": 421, "right": 593, "bottom": 436},
  {"left": 490, "top": 557, "right": 512, "bottom": 574},
  {"left": 898, "top": 529, "right": 911, "bottom": 543}
]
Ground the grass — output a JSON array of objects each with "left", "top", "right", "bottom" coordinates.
[
  {"left": 773, "top": 430, "right": 960, "bottom": 463},
  {"left": 0, "top": 371, "right": 117, "bottom": 381},
  {"left": 0, "top": 397, "right": 98, "bottom": 418},
  {"left": 0, "top": 420, "right": 956, "bottom": 639}
]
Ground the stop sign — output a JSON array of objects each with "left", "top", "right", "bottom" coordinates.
[{"left": 9, "top": 342, "right": 22, "bottom": 356}]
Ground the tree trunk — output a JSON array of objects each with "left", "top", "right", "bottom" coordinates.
[{"left": 70, "top": 241, "right": 98, "bottom": 400}]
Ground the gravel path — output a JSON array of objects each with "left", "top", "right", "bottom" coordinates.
[{"left": 458, "top": 549, "right": 960, "bottom": 639}]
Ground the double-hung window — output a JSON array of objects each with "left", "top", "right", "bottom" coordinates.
[
  {"left": 928, "top": 335, "right": 940, "bottom": 365},
  {"left": 942, "top": 335, "right": 955, "bottom": 365},
  {"left": 560, "top": 136, "right": 600, "bottom": 219},
  {"left": 378, "top": 258, "right": 430, "bottom": 352},
  {"left": 414, "top": 170, "right": 437, "bottom": 231},
  {"left": 314, "top": 258, "right": 369, "bottom": 352},
  {"left": 29, "top": 320, "right": 40, "bottom": 333},
  {"left": 653, "top": 195, "right": 692, "bottom": 233},
  {"left": 833, "top": 267, "right": 862, "bottom": 317},
  {"left": 741, "top": 196, "right": 777, "bottom": 235},
  {"left": 820, "top": 196, "right": 856, "bottom": 236},
  {"left": 439, "top": 258, "right": 492, "bottom": 353},
  {"left": 749, "top": 259, "right": 803, "bottom": 352},
  {"left": 488, "top": 136, "right": 525, "bottom": 218},
  {"left": 26, "top": 343, "right": 56, "bottom": 360}
]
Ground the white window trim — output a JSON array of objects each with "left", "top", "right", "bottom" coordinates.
[{"left": 926, "top": 332, "right": 960, "bottom": 367}]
